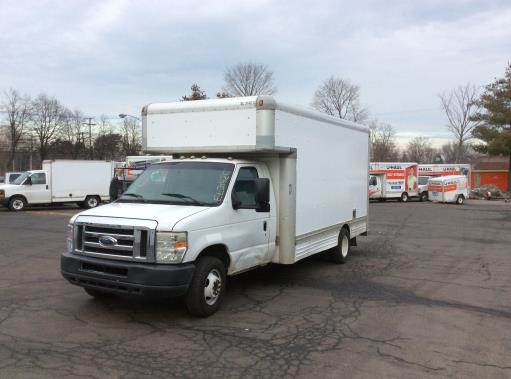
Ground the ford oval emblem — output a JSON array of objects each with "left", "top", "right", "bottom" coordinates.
[{"left": 99, "top": 236, "right": 117, "bottom": 247}]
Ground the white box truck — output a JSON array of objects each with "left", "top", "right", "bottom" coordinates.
[
  {"left": 61, "top": 96, "right": 370, "bottom": 316},
  {"left": 0, "top": 160, "right": 114, "bottom": 211},
  {"left": 428, "top": 175, "right": 469, "bottom": 204},
  {"left": 369, "top": 162, "right": 419, "bottom": 202},
  {"left": 417, "top": 164, "right": 471, "bottom": 201}
]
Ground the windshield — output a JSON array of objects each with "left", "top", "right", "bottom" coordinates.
[
  {"left": 12, "top": 172, "right": 30, "bottom": 185},
  {"left": 118, "top": 161, "right": 235, "bottom": 206},
  {"left": 418, "top": 176, "right": 429, "bottom": 185}
]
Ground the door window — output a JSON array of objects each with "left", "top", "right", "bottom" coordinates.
[
  {"left": 233, "top": 167, "right": 259, "bottom": 209},
  {"left": 30, "top": 173, "right": 46, "bottom": 185}
]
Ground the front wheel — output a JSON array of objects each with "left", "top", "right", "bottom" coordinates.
[
  {"left": 400, "top": 192, "right": 409, "bottom": 202},
  {"left": 456, "top": 195, "right": 465, "bottom": 205},
  {"left": 82, "top": 196, "right": 100, "bottom": 209},
  {"left": 8, "top": 196, "right": 27, "bottom": 211},
  {"left": 331, "top": 228, "right": 350, "bottom": 264},
  {"left": 420, "top": 192, "right": 428, "bottom": 202},
  {"left": 186, "top": 257, "right": 226, "bottom": 317}
]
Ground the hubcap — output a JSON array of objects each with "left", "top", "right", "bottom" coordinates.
[
  {"left": 204, "top": 269, "right": 222, "bottom": 305},
  {"left": 88, "top": 198, "right": 98, "bottom": 207},
  {"left": 341, "top": 235, "right": 349, "bottom": 257},
  {"left": 12, "top": 200, "right": 23, "bottom": 210}
]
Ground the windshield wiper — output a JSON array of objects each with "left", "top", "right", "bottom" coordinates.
[
  {"left": 160, "top": 193, "right": 209, "bottom": 206},
  {"left": 119, "top": 193, "right": 145, "bottom": 202}
]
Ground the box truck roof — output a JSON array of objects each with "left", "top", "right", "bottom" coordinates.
[{"left": 142, "top": 96, "right": 369, "bottom": 154}]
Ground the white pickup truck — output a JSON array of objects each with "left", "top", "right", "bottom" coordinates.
[
  {"left": 61, "top": 96, "right": 370, "bottom": 316},
  {"left": 0, "top": 160, "right": 114, "bottom": 211}
]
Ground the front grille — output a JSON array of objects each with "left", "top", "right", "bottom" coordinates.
[{"left": 73, "top": 223, "right": 155, "bottom": 262}]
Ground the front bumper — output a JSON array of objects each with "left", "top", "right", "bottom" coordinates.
[{"left": 61, "top": 252, "right": 195, "bottom": 297}]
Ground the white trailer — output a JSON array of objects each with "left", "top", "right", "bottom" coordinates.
[
  {"left": 0, "top": 160, "right": 114, "bottom": 211},
  {"left": 61, "top": 96, "right": 369, "bottom": 316},
  {"left": 417, "top": 164, "right": 471, "bottom": 201},
  {"left": 369, "top": 162, "right": 419, "bottom": 202},
  {"left": 428, "top": 175, "right": 469, "bottom": 204}
]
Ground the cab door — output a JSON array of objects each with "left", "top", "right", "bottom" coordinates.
[
  {"left": 24, "top": 173, "right": 51, "bottom": 203},
  {"left": 228, "top": 165, "right": 270, "bottom": 273},
  {"left": 369, "top": 175, "right": 382, "bottom": 198}
]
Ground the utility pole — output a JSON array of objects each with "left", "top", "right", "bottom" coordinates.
[{"left": 83, "top": 117, "right": 96, "bottom": 160}]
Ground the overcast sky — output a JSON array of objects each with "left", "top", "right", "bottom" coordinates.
[{"left": 1, "top": 0, "right": 510, "bottom": 146}]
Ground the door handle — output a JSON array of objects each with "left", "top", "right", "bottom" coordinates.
[
  {"left": 263, "top": 221, "right": 267, "bottom": 231},
  {"left": 46, "top": 185, "right": 49, "bottom": 190}
]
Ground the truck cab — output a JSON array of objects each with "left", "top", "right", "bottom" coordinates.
[
  {"left": 0, "top": 170, "right": 51, "bottom": 211},
  {"left": 62, "top": 158, "right": 275, "bottom": 316},
  {"left": 418, "top": 175, "right": 431, "bottom": 201}
]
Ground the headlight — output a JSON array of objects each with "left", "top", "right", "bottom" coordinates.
[
  {"left": 66, "top": 224, "right": 74, "bottom": 252},
  {"left": 156, "top": 232, "right": 188, "bottom": 264}
]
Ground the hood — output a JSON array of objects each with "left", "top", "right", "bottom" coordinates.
[
  {"left": 0, "top": 184, "right": 20, "bottom": 192},
  {"left": 71, "top": 202, "right": 210, "bottom": 231}
]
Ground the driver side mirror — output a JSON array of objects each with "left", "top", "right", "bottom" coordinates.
[
  {"left": 25, "top": 177, "right": 32, "bottom": 186},
  {"left": 255, "top": 178, "right": 270, "bottom": 213}
]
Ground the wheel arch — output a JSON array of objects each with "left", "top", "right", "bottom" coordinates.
[
  {"left": 196, "top": 244, "right": 231, "bottom": 270},
  {"left": 8, "top": 194, "right": 28, "bottom": 204}
]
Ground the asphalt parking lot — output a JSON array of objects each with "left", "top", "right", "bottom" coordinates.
[{"left": 1, "top": 200, "right": 511, "bottom": 378}]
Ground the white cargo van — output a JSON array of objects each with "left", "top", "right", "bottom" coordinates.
[
  {"left": 417, "top": 164, "right": 471, "bottom": 201},
  {"left": 0, "top": 160, "right": 114, "bottom": 211},
  {"left": 61, "top": 96, "right": 370, "bottom": 316},
  {"left": 428, "top": 175, "right": 468, "bottom": 204},
  {"left": 369, "top": 162, "right": 419, "bottom": 202}
]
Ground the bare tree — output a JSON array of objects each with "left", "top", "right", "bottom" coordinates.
[
  {"left": 222, "top": 62, "right": 276, "bottom": 96},
  {"left": 60, "top": 108, "right": 86, "bottom": 159},
  {"left": 120, "top": 117, "right": 141, "bottom": 156},
  {"left": 439, "top": 83, "right": 481, "bottom": 163},
  {"left": 1, "top": 89, "right": 31, "bottom": 170},
  {"left": 406, "top": 137, "right": 435, "bottom": 163},
  {"left": 182, "top": 84, "right": 208, "bottom": 101},
  {"left": 312, "top": 76, "right": 368, "bottom": 123},
  {"left": 94, "top": 115, "right": 121, "bottom": 160},
  {"left": 440, "top": 141, "right": 480, "bottom": 164},
  {"left": 369, "top": 121, "right": 398, "bottom": 161},
  {"left": 30, "top": 94, "right": 64, "bottom": 162}
]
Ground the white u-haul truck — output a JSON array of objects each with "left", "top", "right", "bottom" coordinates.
[
  {"left": 369, "top": 162, "right": 419, "bottom": 202},
  {"left": 417, "top": 164, "right": 471, "bottom": 201},
  {"left": 428, "top": 175, "right": 469, "bottom": 204},
  {"left": 0, "top": 160, "right": 114, "bottom": 211},
  {"left": 61, "top": 96, "right": 370, "bottom": 316}
]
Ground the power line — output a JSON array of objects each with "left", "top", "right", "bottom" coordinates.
[{"left": 82, "top": 118, "right": 96, "bottom": 159}]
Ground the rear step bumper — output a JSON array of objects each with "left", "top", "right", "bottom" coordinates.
[{"left": 61, "top": 252, "right": 194, "bottom": 297}]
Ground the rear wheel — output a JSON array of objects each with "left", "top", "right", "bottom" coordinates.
[
  {"left": 331, "top": 227, "right": 350, "bottom": 264},
  {"left": 8, "top": 196, "right": 27, "bottom": 212},
  {"left": 186, "top": 257, "right": 226, "bottom": 317},
  {"left": 400, "top": 192, "right": 409, "bottom": 202},
  {"left": 456, "top": 195, "right": 464, "bottom": 205},
  {"left": 82, "top": 196, "right": 100, "bottom": 209}
]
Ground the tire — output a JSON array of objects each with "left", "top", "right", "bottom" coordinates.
[
  {"left": 84, "top": 288, "right": 113, "bottom": 299},
  {"left": 83, "top": 196, "right": 100, "bottom": 209},
  {"left": 8, "top": 196, "right": 27, "bottom": 212},
  {"left": 420, "top": 192, "right": 428, "bottom": 202},
  {"left": 331, "top": 227, "right": 350, "bottom": 264},
  {"left": 456, "top": 195, "right": 464, "bottom": 205},
  {"left": 186, "top": 257, "right": 226, "bottom": 317},
  {"left": 400, "top": 192, "right": 409, "bottom": 203}
]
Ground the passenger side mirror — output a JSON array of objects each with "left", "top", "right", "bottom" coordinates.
[
  {"left": 255, "top": 178, "right": 270, "bottom": 213},
  {"left": 25, "top": 177, "right": 32, "bottom": 186},
  {"left": 231, "top": 192, "right": 242, "bottom": 210}
]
